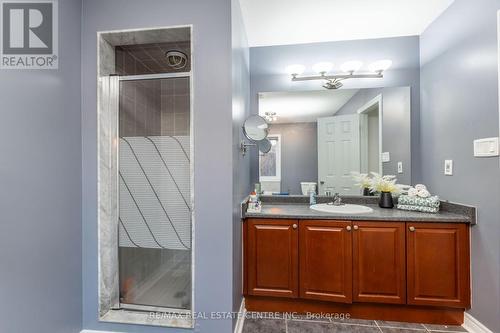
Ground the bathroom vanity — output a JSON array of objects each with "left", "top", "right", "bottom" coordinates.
[{"left": 242, "top": 197, "right": 474, "bottom": 325}]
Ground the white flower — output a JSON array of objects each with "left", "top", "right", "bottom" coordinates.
[
  {"left": 369, "top": 172, "right": 403, "bottom": 194},
  {"left": 350, "top": 171, "right": 372, "bottom": 189}
]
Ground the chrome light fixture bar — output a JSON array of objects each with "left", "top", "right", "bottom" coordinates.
[{"left": 286, "top": 60, "right": 392, "bottom": 89}]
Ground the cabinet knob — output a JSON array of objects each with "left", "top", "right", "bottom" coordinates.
[
  {"left": 346, "top": 226, "right": 352, "bottom": 231},
  {"left": 353, "top": 225, "right": 359, "bottom": 230},
  {"left": 409, "top": 226, "right": 416, "bottom": 232},
  {"left": 292, "top": 224, "right": 298, "bottom": 229}
]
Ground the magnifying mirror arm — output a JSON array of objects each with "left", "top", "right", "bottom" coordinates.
[{"left": 240, "top": 141, "right": 256, "bottom": 156}]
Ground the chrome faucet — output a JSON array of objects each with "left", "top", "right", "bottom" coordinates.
[{"left": 332, "top": 193, "right": 343, "bottom": 206}]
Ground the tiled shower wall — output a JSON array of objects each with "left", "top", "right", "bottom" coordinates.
[
  {"left": 118, "top": 77, "right": 190, "bottom": 138},
  {"left": 117, "top": 41, "right": 191, "bottom": 138}
]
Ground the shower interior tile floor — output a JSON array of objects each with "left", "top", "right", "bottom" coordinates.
[{"left": 242, "top": 313, "right": 469, "bottom": 333}]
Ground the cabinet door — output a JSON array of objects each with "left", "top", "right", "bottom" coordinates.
[
  {"left": 247, "top": 219, "right": 298, "bottom": 298},
  {"left": 407, "top": 223, "right": 470, "bottom": 308},
  {"left": 299, "top": 220, "right": 352, "bottom": 303},
  {"left": 353, "top": 222, "right": 406, "bottom": 304}
]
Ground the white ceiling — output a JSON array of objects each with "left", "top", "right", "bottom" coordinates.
[
  {"left": 239, "top": 0, "right": 454, "bottom": 47},
  {"left": 259, "top": 89, "right": 359, "bottom": 124}
]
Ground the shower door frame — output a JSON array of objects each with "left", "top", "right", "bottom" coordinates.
[{"left": 116, "top": 71, "right": 194, "bottom": 316}]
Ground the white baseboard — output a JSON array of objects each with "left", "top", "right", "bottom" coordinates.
[
  {"left": 81, "top": 330, "right": 121, "bottom": 333},
  {"left": 463, "top": 313, "right": 494, "bottom": 333},
  {"left": 234, "top": 298, "right": 246, "bottom": 333}
]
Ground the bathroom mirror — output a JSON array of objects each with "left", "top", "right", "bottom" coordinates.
[
  {"left": 253, "top": 87, "right": 412, "bottom": 196},
  {"left": 257, "top": 138, "right": 272, "bottom": 153},
  {"left": 243, "top": 115, "right": 269, "bottom": 141}
]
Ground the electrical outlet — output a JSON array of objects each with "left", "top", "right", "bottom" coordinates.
[
  {"left": 444, "top": 160, "right": 453, "bottom": 175},
  {"left": 397, "top": 162, "right": 403, "bottom": 173}
]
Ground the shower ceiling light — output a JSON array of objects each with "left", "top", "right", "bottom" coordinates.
[{"left": 286, "top": 59, "right": 392, "bottom": 90}]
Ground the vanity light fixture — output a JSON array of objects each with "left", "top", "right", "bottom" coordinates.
[
  {"left": 287, "top": 59, "right": 392, "bottom": 89},
  {"left": 264, "top": 111, "right": 277, "bottom": 122},
  {"left": 285, "top": 64, "right": 306, "bottom": 76},
  {"left": 312, "top": 61, "right": 334, "bottom": 75}
]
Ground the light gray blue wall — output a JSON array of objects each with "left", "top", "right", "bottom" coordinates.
[
  {"left": 81, "top": 1, "right": 235, "bottom": 332},
  {"left": 420, "top": 0, "right": 500, "bottom": 331},
  {"left": 231, "top": 0, "right": 251, "bottom": 328},
  {"left": 268, "top": 123, "right": 318, "bottom": 194},
  {"left": 0, "top": 1, "right": 83, "bottom": 333},
  {"left": 336, "top": 87, "right": 412, "bottom": 184},
  {"left": 249, "top": 36, "right": 421, "bottom": 185}
]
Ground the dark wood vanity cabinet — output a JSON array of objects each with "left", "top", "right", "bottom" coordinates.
[
  {"left": 353, "top": 221, "right": 406, "bottom": 304},
  {"left": 299, "top": 220, "right": 352, "bottom": 303},
  {"left": 244, "top": 219, "right": 470, "bottom": 311},
  {"left": 407, "top": 222, "right": 470, "bottom": 308},
  {"left": 246, "top": 219, "right": 298, "bottom": 298}
]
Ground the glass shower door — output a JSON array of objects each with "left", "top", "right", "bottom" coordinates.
[{"left": 117, "top": 76, "right": 191, "bottom": 310}]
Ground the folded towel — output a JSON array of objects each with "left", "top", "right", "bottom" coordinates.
[
  {"left": 415, "top": 184, "right": 427, "bottom": 191},
  {"left": 417, "top": 189, "right": 431, "bottom": 198},
  {"left": 397, "top": 204, "right": 439, "bottom": 214},
  {"left": 398, "top": 195, "right": 440, "bottom": 208},
  {"left": 407, "top": 188, "right": 418, "bottom": 197}
]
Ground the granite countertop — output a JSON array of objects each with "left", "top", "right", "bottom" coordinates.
[{"left": 243, "top": 203, "right": 472, "bottom": 223}]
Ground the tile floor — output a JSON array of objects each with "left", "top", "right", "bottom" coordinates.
[{"left": 242, "top": 313, "right": 469, "bottom": 333}]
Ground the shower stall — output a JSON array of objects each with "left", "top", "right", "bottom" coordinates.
[
  {"left": 118, "top": 75, "right": 192, "bottom": 311},
  {"left": 97, "top": 27, "right": 193, "bottom": 327}
]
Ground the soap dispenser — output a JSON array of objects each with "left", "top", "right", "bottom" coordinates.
[{"left": 309, "top": 190, "right": 316, "bottom": 205}]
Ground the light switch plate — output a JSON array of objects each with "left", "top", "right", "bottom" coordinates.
[
  {"left": 397, "top": 162, "right": 403, "bottom": 173},
  {"left": 381, "top": 152, "right": 390, "bottom": 163},
  {"left": 474, "top": 137, "right": 499, "bottom": 157},
  {"left": 444, "top": 160, "right": 453, "bottom": 175}
]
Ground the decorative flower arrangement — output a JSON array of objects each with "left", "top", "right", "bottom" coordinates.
[
  {"left": 350, "top": 172, "right": 372, "bottom": 189},
  {"left": 369, "top": 172, "right": 403, "bottom": 194},
  {"left": 351, "top": 172, "right": 403, "bottom": 208}
]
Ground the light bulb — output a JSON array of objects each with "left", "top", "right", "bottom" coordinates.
[
  {"left": 312, "top": 62, "right": 333, "bottom": 74},
  {"left": 340, "top": 61, "right": 363, "bottom": 73},
  {"left": 369, "top": 60, "right": 392, "bottom": 73},
  {"left": 285, "top": 64, "right": 305, "bottom": 76}
]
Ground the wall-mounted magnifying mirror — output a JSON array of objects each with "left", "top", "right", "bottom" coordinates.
[
  {"left": 241, "top": 115, "right": 270, "bottom": 156},
  {"left": 243, "top": 115, "right": 269, "bottom": 141},
  {"left": 257, "top": 138, "right": 272, "bottom": 153}
]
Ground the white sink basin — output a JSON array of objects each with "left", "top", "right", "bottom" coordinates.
[{"left": 310, "top": 203, "right": 374, "bottom": 214}]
